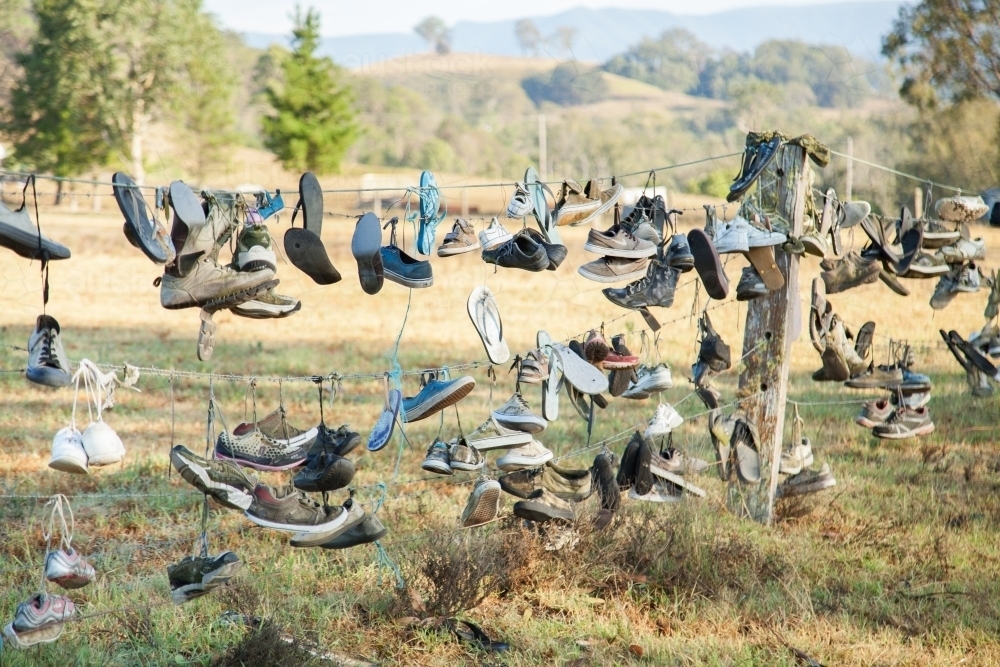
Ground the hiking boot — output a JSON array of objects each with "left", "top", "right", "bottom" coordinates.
[
  {"left": 579, "top": 178, "right": 623, "bottom": 225},
  {"left": 215, "top": 429, "right": 307, "bottom": 471},
  {"left": 522, "top": 227, "right": 568, "bottom": 270},
  {"left": 602, "top": 259, "right": 679, "bottom": 309},
  {"left": 736, "top": 265, "right": 767, "bottom": 301},
  {"left": 513, "top": 489, "right": 576, "bottom": 522},
  {"left": 231, "top": 288, "right": 301, "bottom": 319},
  {"left": 664, "top": 233, "right": 694, "bottom": 272},
  {"left": 167, "top": 552, "right": 241, "bottom": 604},
  {"left": 497, "top": 440, "right": 553, "bottom": 471},
  {"left": 500, "top": 463, "right": 592, "bottom": 502},
  {"left": 629, "top": 477, "right": 683, "bottom": 503},
  {"left": 421, "top": 439, "right": 453, "bottom": 475},
  {"left": 872, "top": 407, "right": 934, "bottom": 439},
  {"left": 171, "top": 445, "right": 258, "bottom": 510},
  {"left": 478, "top": 217, "right": 513, "bottom": 250},
  {"left": 290, "top": 498, "right": 367, "bottom": 547},
  {"left": 44, "top": 547, "right": 95, "bottom": 590},
  {"left": 246, "top": 483, "right": 353, "bottom": 533},
  {"left": 26, "top": 315, "right": 72, "bottom": 388},
  {"left": 845, "top": 364, "right": 903, "bottom": 390},
  {"left": 320, "top": 513, "right": 387, "bottom": 549},
  {"left": 578, "top": 255, "right": 648, "bottom": 283},
  {"left": 449, "top": 438, "right": 485, "bottom": 471},
  {"left": 644, "top": 403, "right": 683, "bottom": 438},
  {"left": 518, "top": 349, "right": 549, "bottom": 384},
  {"left": 506, "top": 182, "right": 534, "bottom": 218},
  {"left": 622, "top": 212, "right": 662, "bottom": 245},
  {"left": 160, "top": 256, "right": 275, "bottom": 310},
  {"left": 462, "top": 478, "right": 502, "bottom": 527},
  {"left": 492, "top": 392, "right": 546, "bottom": 434},
  {"left": 482, "top": 231, "right": 549, "bottom": 272},
  {"left": 293, "top": 451, "right": 355, "bottom": 492},
  {"left": 402, "top": 373, "right": 476, "bottom": 423},
  {"left": 584, "top": 224, "right": 657, "bottom": 258},
  {"left": 438, "top": 218, "right": 481, "bottom": 256},
  {"left": 621, "top": 363, "right": 672, "bottom": 398},
  {"left": 234, "top": 223, "right": 277, "bottom": 272},
  {"left": 779, "top": 438, "right": 814, "bottom": 475},
  {"left": 856, "top": 398, "right": 892, "bottom": 428},
  {"left": 777, "top": 463, "right": 836, "bottom": 497},
  {"left": 466, "top": 415, "right": 532, "bottom": 451},
  {"left": 307, "top": 424, "right": 361, "bottom": 459},
  {"left": 902, "top": 252, "right": 949, "bottom": 278},
  {"left": 728, "top": 135, "right": 781, "bottom": 202},
  {"left": 234, "top": 408, "right": 318, "bottom": 449},
  {"left": 591, "top": 450, "right": 620, "bottom": 515},
  {"left": 821, "top": 252, "right": 880, "bottom": 294},
  {"left": 10, "top": 593, "right": 75, "bottom": 632},
  {"left": 0, "top": 199, "right": 71, "bottom": 261},
  {"left": 553, "top": 180, "right": 601, "bottom": 226}
]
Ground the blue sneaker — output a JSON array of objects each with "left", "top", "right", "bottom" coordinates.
[
  {"left": 403, "top": 372, "right": 476, "bottom": 423},
  {"left": 415, "top": 171, "right": 445, "bottom": 256},
  {"left": 256, "top": 190, "right": 284, "bottom": 220}
]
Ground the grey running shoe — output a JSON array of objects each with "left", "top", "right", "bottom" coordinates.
[
  {"left": 461, "top": 478, "right": 501, "bottom": 527},
  {"left": 235, "top": 408, "right": 318, "bottom": 449},
  {"left": 845, "top": 364, "right": 903, "bottom": 390},
  {"left": 167, "top": 552, "right": 242, "bottom": 604},
  {"left": 654, "top": 447, "right": 709, "bottom": 475},
  {"left": 245, "top": 483, "right": 351, "bottom": 533},
  {"left": 215, "top": 429, "right": 307, "bottom": 472},
  {"left": 466, "top": 415, "right": 533, "bottom": 451},
  {"left": 320, "top": 513, "right": 388, "bottom": 549},
  {"left": 736, "top": 265, "right": 767, "bottom": 301},
  {"left": 953, "top": 262, "right": 981, "bottom": 293},
  {"left": 512, "top": 488, "right": 575, "bottom": 522},
  {"left": 289, "top": 498, "right": 366, "bottom": 547},
  {"left": 159, "top": 256, "right": 275, "bottom": 310},
  {"left": 492, "top": 392, "right": 546, "bottom": 434},
  {"left": 44, "top": 548, "right": 95, "bottom": 590},
  {"left": 778, "top": 463, "right": 837, "bottom": 497},
  {"left": 602, "top": 259, "right": 679, "bottom": 309},
  {"left": 0, "top": 199, "right": 71, "bottom": 261},
  {"left": 231, "top": 288, "right": 301, "bottom": 319},
  {"left": 10, "top": 593, "right": 75, "bottom": 634},
  {"left": 171, "top": 445, "right": 258, "bottom": 510},
  {"left": 578, "top": 256, "right": 648, "bottom": 283},
  {"left": 481, "top": 231, "right": 549, "bottom": 272},
  {"left": 449, "top": 438, "right": 484, "bottom": 472},
  {"left": 437, "top": 218, "right": 481, "bottom": 256},
  {"left": 873, "top": 407, "right": 934, "bottom": 439},
  {"left": 855, "top": 398, "right": 892, "bottom": 428},
  {"left": 821, "top": 252, "right": 880, "bottom": 294},
  {"left": 293, "top": 452, "right": 355, "bottom": 493},
  {"left": 26, "top": 314, "right": 72, "bottom": 388},
  {"left": 421, "top": 439, "right": 453, "bottom": 475},
  {"left": 496, "top": 440, "right": 553, "bottom": 471},
  {"left": 930, "top": 267, "right": 960, "bottom": 309},
  {"left": 621, "top": 363, "right": 673, "bottom": 399},
  {"left": 584, "top": 224, "right": 657, "bottom": 259}
]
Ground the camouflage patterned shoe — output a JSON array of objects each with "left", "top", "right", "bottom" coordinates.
[{"left": 214, "top": 429, "right": 307, "bottom": 472}]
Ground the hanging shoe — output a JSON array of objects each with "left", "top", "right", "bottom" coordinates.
[
  {"left": 449, "top": 438, "right": 485, "bottom": 472},
  {"left": 402, "top": 373, "right": 476, "bottom": 423},
  {"left": 170, "top": 445, "right": 257, "bottom": 510},
  {"left": 168, "top": 552, "right": 242, "bottom": 604},
  {"left": 777, "top": 463, "right": 837, "bottom": 497},
  {"left": 506, "top": 182, "right": 534, "bottom": 218},
  {"left": 602, "top": 259, "right": 679, "bottom": 309},
  {"left": 468, "top": 285, "right": 510, "bottom": 364},
  {"left": 492, "top": 392, "right": 546, "bottom": 434},
  {"left": 26, "top": 314, "right": 72, "bottom": 388},
  {"left": 644, "top": 403, "right": 683, "bottom": 438},
  {"left": 736, "top": 266, "right": 768, "bottom": 301},
  {"left": 113, "top": 172, "right": 173, "bottom": 264},
  {"left": 728, "top": 134, "right": 781, "bottom": 202},
  {"left": 230, "top": 288, "right": 301, "bottom": 319},
  {"left": 293, "top": 451, "right": 355, "bottom": 492},
  {"left": 159, "top": 255, "right": 276, "bottom": 310},
  {"left": 687, "top": 228, "right": 729, "bottom": 299},
  {"left": 553, "top": 180, "right": 600, "bottom": 226},
  {"left": 934, "top": 195, "right": 989, "bottom": 223},
  {"left": 351, "top": 212, "right": 384, "bottom": 294},
  {"left": 416, "top": 171, "right": 445, "bottom": 255},
  {"left": 234, "top": 220, "right": 277, "bottom": 272},
  {"left": 215, "top": 429, "right": 307, "bottom": 471},
  {"left": 461, "top": 477, "right": 501, "bottom": 527},
  {"left": 0, "top": 197, "right": 70, "bottom": 261},
  {"left": 496, "top": 439, "right": 553, "bottom": 471},
  {"left": 380, "top": 216, "right": 432, "bottom": 288},
  {"left": 289, "top": 497, "right": 368, "bottom": 548},
  {"left": 437, "top": 218, "right": 480, "bottom": 257},
  {"left": 521, "top": 228, "right": 567, "bottom": 270},
  {"left": 5, "top": 593, "right": 75, "bottom": 644},
  {"left": 49, "top": 422, "right": 88, "bottom": 474},
  {"left": 478, "top": 216, "right": 513, "bottom": 250},
  {"left": 421, "top": 439, "right": 453, "bottom": 475},
  {"left": 319, "top": 512, "right": 388, "bottom": 549},
  {"left": 366, "top": 381, "right": 402, "bottom": 452}
]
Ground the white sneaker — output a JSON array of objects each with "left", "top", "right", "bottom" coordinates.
[
  {"left": 478, "top": 217, "right": 513, "bottom": 250},
  {"left": 466, "top": 415, "right": 532, "bottom": 451},
  {"left": 621, "top": 364, "right": 673, "bottom": 399},
  {"left": 644, "top": 403, "right": 683, "bottom": 438},
  {"left": 49, "top": 426, "right": 88, "bottom": 474},
  {"left": 497, "top": 440, "right": 553, "bottom": 471},
  {"left": 712, "top": 216, "right": 750, "bottom": 254},
  {"left": 952, "top": 263, "right": 981, "bottom": 293},
  {"left": 939, "top": 237, "right": 986, "bottom": 263},
  {"left": 82, "top": 421, "right": 125, "bottom": 466},
  {"left": 779, "top": 438, "right": 814, "bottom": 475},
  {"left": 506, "top": 182, "right": 534, "bottom": 218},
  {"left": 492, "top": 392, "right": 546, "bottom": 434},
  {"left": 745, "top": 220, "right": 788, "bottom": 248},
  {"left": 629, "top": 477, "right": 683, "bottom": 503}
]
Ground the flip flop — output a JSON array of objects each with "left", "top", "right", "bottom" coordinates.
[
  {"left": 951, "top": 330, "right": 999, "bottom": 378},
  {"left": 416, "top": 171, "right": 444, "bottom": 256},
  {"left": 367, "top": 379, "right": 402, "bottom": 451},
  {"left": 941, "top": 330, "right": 972, "bottom": 373},
  {"left": 746, "top": 246, "right": 784, "bottom": 291},
  {"left": 284, "top": 228, "right": 341, "bottom": 285},
  {"left": 538, "top": 330, "right": 561, "bottom": 421},
  {"left": 197, "top": 309, "right": 218, "bottom": 361},
  {"left": 525, "top": 167, "right": 562, "bottom": 245},
  {"left": 688, "top": 228, "right": 729, "bottom": 300},
  {"left": 113, "top": 172, "right": 173, "bottom": 264},
  {"left": 168, "top": 180, "right": 206, "bottom": 227},
  {"left": 892, "top": 227, "right": 923, "bottom": 275},
  {"left": 649, "top": 464, "right": 707, "bottom": 497},
  {"left": 352, "top": 212, "right": 384, "bottom": 295},
  {"left": 467, "top": 286, "right": 510, "bottom": 364},
  {"left": 297, "top": 172, "right": 324, "bottom": 236},
  {"left": 854, "top": 321, "right": 875, "bottom": 360},
  {"left": 733, "top": 418, "right": 761, "bottom": 484},
  {"left": 550, "top": 341, "right": 609, "bottom": 395}
]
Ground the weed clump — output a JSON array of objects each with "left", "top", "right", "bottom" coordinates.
[{"left": 210, "top": 619, "right": 313, "bottom": 667}]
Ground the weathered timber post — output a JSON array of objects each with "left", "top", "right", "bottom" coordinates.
[{"left": 728, "top": 143, "right": 808, "bottom": 524}]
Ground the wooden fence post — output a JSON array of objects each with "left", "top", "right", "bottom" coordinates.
[{"left": 728, "top": 143, "right": 808, "bottom": 524}]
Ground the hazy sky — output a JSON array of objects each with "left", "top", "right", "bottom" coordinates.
[{"left": 203, "top": 0, "right": 878, "bottom": 36}]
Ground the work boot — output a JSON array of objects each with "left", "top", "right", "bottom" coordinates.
[
  {"left": 821, "top": 251, "right": 880, "bottom": 294},
  {"left": 602, "top": 259, "right": 678, "bottom": 309},
  {"left": 160, "top": 256, "right": 275, "bottom": 310},
  {"left": 169, "top": 187, "right": 242, "bottom": 276}
]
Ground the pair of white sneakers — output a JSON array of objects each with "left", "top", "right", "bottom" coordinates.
[{"left": 49, "top": 360, "right": 125, "bottom": 474}]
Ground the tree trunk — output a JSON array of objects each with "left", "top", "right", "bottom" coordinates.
[{"left": 54, "top": 180, "right": 63, "bottom": 206}]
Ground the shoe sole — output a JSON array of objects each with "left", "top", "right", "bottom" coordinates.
[
  {"left": 570, "top": 188, "right": 621, "bottom": 227},
  {"left": 162, "top": 275, "right": 278, "bottom": 311},
  {"left": 421, "top": 459, "right": 454, "bottom": 475},
  {"left": 48, "top": 456, "right": 88, "bottom": 474},
  {"left": 246, "top": 506, "right": 351, "bottom": 535},
  {"left": 299, "top": 172, "right": 324, "bottom": 235},
  {"left": 467, "top": 431, "right": 532, "bottom": 451},
  {"left": 463, "top": 483, "right": 501, "bottom": 527},
  {"left": 113, "top": 172, "right": 169, "bottom": 264},
  {"left": 582, "top": 241, "right": 656, "bottom": 259},
  {"left": 497, "top": 451, "right": 553, "bottom": 471},
  {"left": 25, "top": 366, "right": 72, "bottom": 388},
  {"left": 492, "top": 411, "right": 546, "bottom": 434},
  {"left": 450, "top": 460, "right": 484, "bottom": 472},
  {"left": 650, "top": 465, "right": 707, "bottom": 497},
  {"left": 879, "top": 268, "right": 910, "bottom": 296},
  {"left": 550, "top": 342, "right": 609, "bottom": 395},
  {"left": 383, "top": 267, "right": 433, "bottom": 289},
  {"left": 173, "top": 450, "right": 253, "bottom": 510},
  {"left": 577, "top": 265, "right": 646, "bottom": 283},
  {"left": 290, "top": 510, "right": 368, "bottom": 547},
  {"left": 231, "top": 299, "right": 302, "bottom": 319},
  {"left": 603, "top": 359, "right": 638, "bottom": 371},
  {"left": 688, "top": 229, "right": 728, "bottom": 300},
  {"left": 512, "top": 501, "right": 574, "bottom": 522},
  {"left": 284, "top": 228, "right": 341, "bottom": 285},
  {"left": 874, "top": 423, "right": 935, "bottom": 439},
  {"left": 352, "top": 213, "right": 384, "bottom": 294},
  {"left": 437, "top": 242, "right": 480, "bottom": 257},
  {"left": 403, "top": 378, "right": 476, "bottom": 423},
  {"left": 746, "top": 246, "right": 784, "bottom": 291}
]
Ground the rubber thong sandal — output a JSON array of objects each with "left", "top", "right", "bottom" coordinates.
[
  {"left": 416, "top": 171, "right": 445, "bottom": 256},
  {"left": 447, "top": 619, "right": 510, "bottom": 652},
  {"left": 467, "top": 285, "right": 510, "bottom": 364},
  {"left": 113, "top": 172, "right": 173, "bottom": 264},
  {"left": 298, "top": 172, "right": 324, "bottom": 236}
]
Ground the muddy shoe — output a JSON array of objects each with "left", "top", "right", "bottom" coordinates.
[
  {"left": 820, "top": 252, "right": 880, "bottom": 294},
  {"left": 159, "top": 253, "right": 276, "bottom": 310},
  {"left": 777, "top": 463, "right": 836, "bottom": 497},
  {"left": 553, "top": 180, "right": 600, "bottom": 226},
  {"left": 935, "top": 195, "right": 989, "bottom": 223},
  {"left": 845, "top": 364, "right": 903, "bottom": 390},
  {"left": 602, "top": 258, "right": 678, "bottom": 309},
  {"left": 779, "top": 438, "right": 813, "bottom": 475},
  {"left": 856, "top": 398, "right": 893, "bottom": 428},
  {"left": 512, "top": 489, "right": 575, "bottom": 523}
]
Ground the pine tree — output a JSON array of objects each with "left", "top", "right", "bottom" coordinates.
[{"left": 262, "top": 7, "right": 357, "bottom": 174}]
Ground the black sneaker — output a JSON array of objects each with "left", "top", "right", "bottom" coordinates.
[
  {"left": 167, "top": 552, "right": 242, "bottom": 605},
  {"left": 616, "top": 432, "right": 652, "bottom": 494},
  {"left": 728, "top": 135, "right": 781, "bottom": 202},
  {"left": 687, "top": 228, "right": 729, "bottom": 299},
  {"left": 320, "top": 513, "right": 388, "bottom": 549},
  {"left": 591, "top": 450, "right": 620, "bottom": 513},
  {"left": 307, "top": 424, "right": 361, "bottom": 460},
  {"left": 293, "top": 452, "right": 355, "bottom": 493},
  {"left": 602, "top": 259, "right": 679, "bottom": 309},
  {"left": 664, "top": 233, "right": 694, "bottom": 272},
  {"left": 482, "top": 231, "right": 549, "bottom": 272},
  {"left": 522, "top": 228, "right": 567, "bottom": 270},
  {"left": 698, "top": 313, "right": 731, "bottom": 372}
]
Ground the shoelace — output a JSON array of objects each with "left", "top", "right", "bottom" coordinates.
[{"left": 37, "top": 328, "right": 56, "bottom": 365}]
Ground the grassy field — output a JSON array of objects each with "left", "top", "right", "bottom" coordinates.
[{"left": 1, "top": 201, "right": 999, "bottom": 665}]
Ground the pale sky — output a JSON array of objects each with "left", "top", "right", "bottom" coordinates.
[{"left": 203, "top": 0, "right": 877, "bottom": 36}]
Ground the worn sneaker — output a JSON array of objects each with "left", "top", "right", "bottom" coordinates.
[
  {"left": 246, "top": 483, "right": 352, "bottom": 533},
  {"left": 821, "top": 252, "right": 880, "bottom": 294},
  {"left": 522, "top": 227, "right": 568, "bottom": 270},
  {"left": 492, "top": 392, "right": 546, "bottom": 434},
  {"left": 319, "top": 512, "right": 388, "bottom": 549},
  {"left": 478, "top": 217, "right": 513, "bottom": 250},
  {"left": 235, "top": 408, "right": 318, "bottom": 450},
  {"left": 953, "top": 262, "right": 981, "bottom": 293},
  {"left": 3, "top": 618, "right": 65, "bottom": 649},
  {"left": 449, "top": 438, "right": 485, "bottom": 471},
  {"left": 500, "top": 463, "right": 592, "bottom": 502},
  {"left": 462, "top": 478, "right": 502, "bottom": 527},
  {"left": 293, "top": 451, "right": 355, "bottom": 492},
  {"left": 167, "top": 552, "right": 242, "bottom": 604},
  {"left": 438, "top": 218, "right": 481, "bottom": 256},
  {"left": 777, "top": 463, "right": 837, "bottom": 497},
  {"left": 653, "top": 447, "right": 709, "bottom": 476},
  {"left": 0, "top": 199, "right": 71, "bottom": 260},
  {"left": 645, "top": 403, "right": 683, "bottom": 438},
  {"left": 712, "top": 216, "right": 750, "bottom": 253},
  {"left": 402, "top": 374, "right": 476, "bottom": 423},
  {"left": 845, "top": 364, "right": 903, "bottom": 390},
  {"left": 855, "top": 398, "right": 892, "bottom": 428},
  {"left": 940, "top": 237, "right": 986, "bottom": 263},
  {"left": 49, "top": 425, "right": 88, "bottom": 475},
  {"left": 665, "top": 233, "right": 695, "bottom": 272},
  {"left": 466, "top": 415, "right": 533, "bottom": 451},
  {"left": 496, "top": 440, "right": 553, "bottom": 471},
  {"left": 44, "top": 548, "right": 95, "bottom": 590},
  {"left": 289, "top": 498, "right": 367, "bottom": 547},
  {"left": 602, "top": 259, "right": 679, "bottom": 309},
  {"left": 578, "top": 256, "right": 649, "bottom": 283},
  {"left": 935, "top": 195, "right": 989, "bottom": 222},
  {"left": 171, "top": 445, "right": 258, "bottom": 510},
  {"left": 604, "top": 347, "right": 639, "bottom": 370},
  {"left": 621, "top": 363, "right": 673, "bottom": 399},
  {"left": 159, "top": 255, "right": 275, "bottom": 310},
  {"left": 482, "top": 231, "right": 549, "bottom": 272},
  {"left": 873, "top": 407, "right": 934, "bottom": 439},
  {"left": 215, "top": 429, "right": 307, "bottom": 472},
  {"left": 779, "top": 438, "right": 814, "bottom": 475},
  {"left": 26, "top": 315, "right": 72, "bottom": 388},
  {"left": 902, "top": 252, "right": 949, "bottom": 278},
  {"left": 234, "top": 223, "right": 277, "bottom": 272},
  {"left": 506, "top": 182, "right": 534, "bottom": 218},
  {"left": 512, "top": 488, "right": 575, "bottom": 522},
  {"left": 307, "top": 424, "right": 361, "bottom": 459},
  {"left": 930, "top": 266, "right": 961, "bottom": 310},
  {"left": 231, "top": 287, "right": 301, "bottom": 319},
  {"left": 421, "top": 439, "right": 453, "bottom": 475},
  {"left": 553, "top": 180, "right": 601, "bottom": 226},
  {"left": 584, "top": 224, "right": 657, "bottom": 259},
  {"left": 736, "top": 266, "right": 768, "bottom": 301},
  {"left": 518, "top": 349, "right": 549, "bottom": 384},
  {"left": 10, "top": 593, "right": 75, "bottom": 633},
  {"left": 81, "top": 420, "right": 125, "bottom": 467}
]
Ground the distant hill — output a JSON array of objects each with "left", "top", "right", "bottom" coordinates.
[{"left": 243, "top": 2, "right": 902, "bottom": 67}]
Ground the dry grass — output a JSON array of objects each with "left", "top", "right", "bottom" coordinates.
[{"left": 1, "top": 206, "right": 999, "bottom": 665}]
